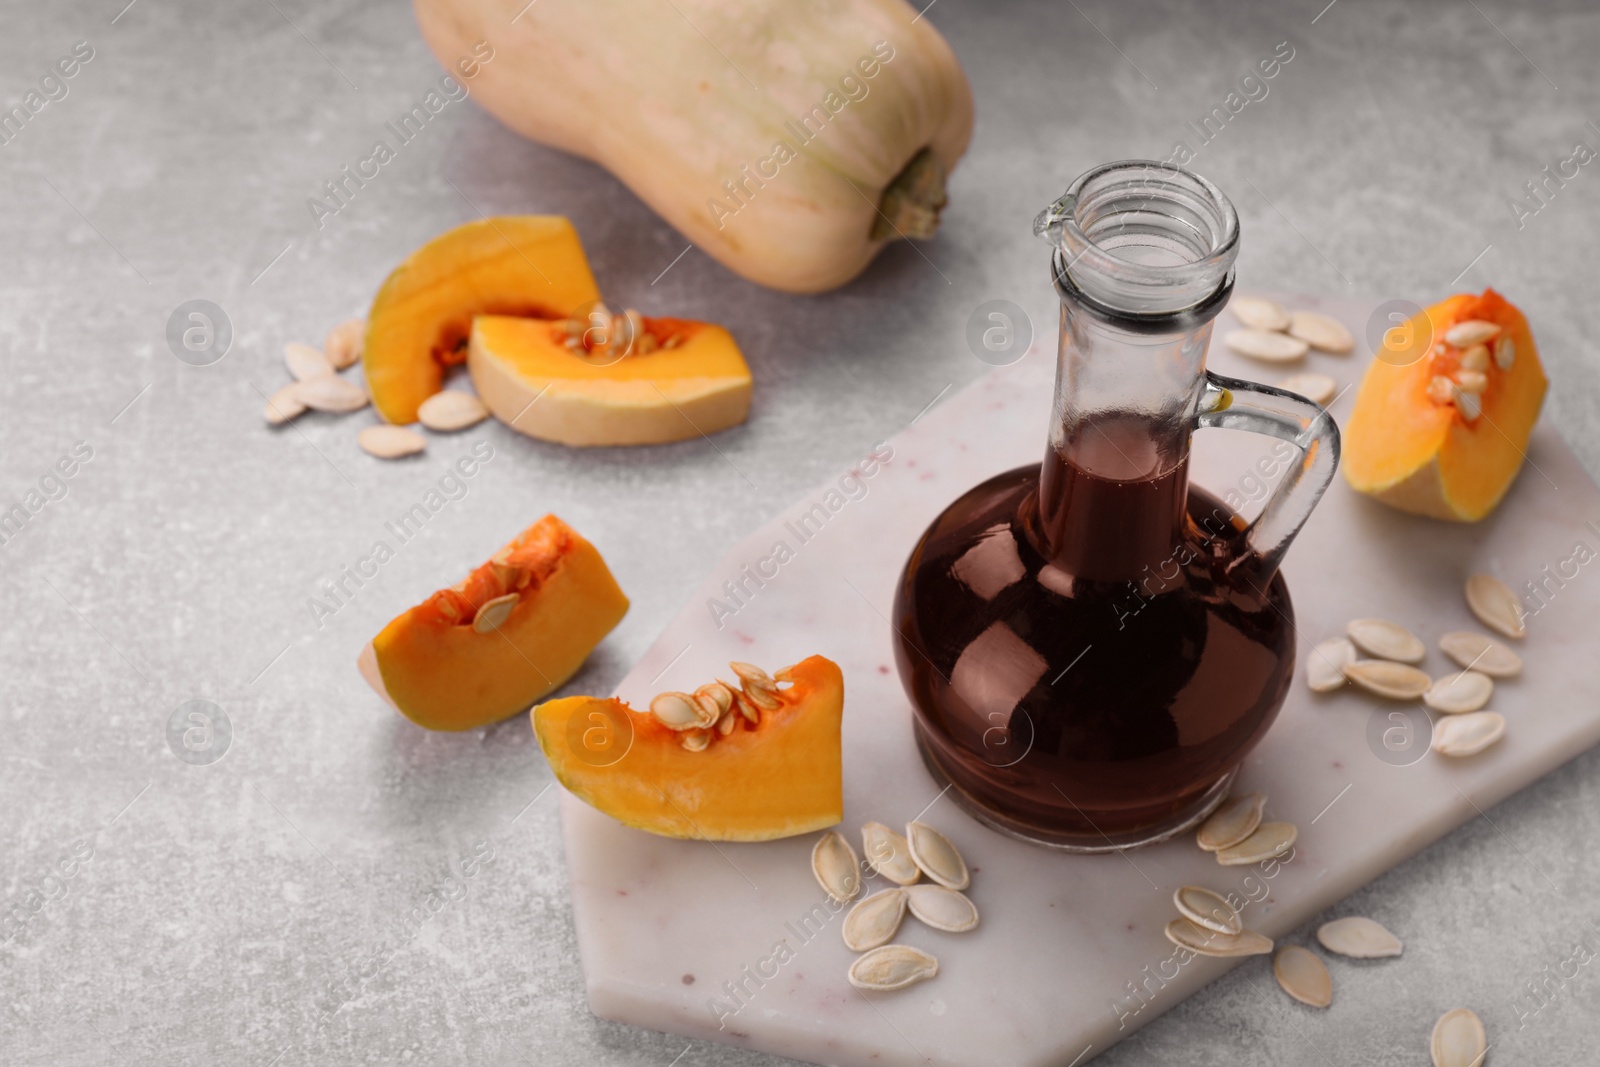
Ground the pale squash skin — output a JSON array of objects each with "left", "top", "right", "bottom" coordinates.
[{"left": 414, "top": 0, "right": 975, "bottom": 293}]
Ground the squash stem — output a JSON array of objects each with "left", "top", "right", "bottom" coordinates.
[{"left": 872, "top": 148, "right": 948, "bottom": 242}]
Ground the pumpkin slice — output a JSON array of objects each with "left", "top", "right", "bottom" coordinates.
[
  {"left": 1343, "top": 289, "right": 1547, "bottom": 521},
  {"left": 363, "top": 217, "right": 600, "bottom": 425},
  {"left": 469, "top": 312, "right": 752, "bottom": 446},
  {"left": 533, "top": 656, "right": 843, "bottom": 841},
  {"left": 360, "top": 515, "right": 628, "bottom": 731}
]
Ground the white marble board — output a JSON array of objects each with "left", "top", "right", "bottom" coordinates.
[{"left": 558, "top": 293, "right": 1600, "bottom": 1067}]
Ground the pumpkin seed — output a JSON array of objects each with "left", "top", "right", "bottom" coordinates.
[
  {"left": 693, "top": 682, "right": 734, "bottom": 722},
  {"left": 1454, "top": 369, "right": 1488, "bottom": 394},
  {"left": 1232, "top": 296, "right": 1292, "bottom": 332},
  {"left": 1306, "top": 638, "right": 1356, "bottom": 693},
  {"left": 1439, "top": 631, "right": 1522, "bottom": 678},
  {"left": 1466, "top": 573, "right": 1526, "bottom": 639},
  {"left": 1494, "top": 335, "right": 1515, "bottom": 370},
  {"left": 1316, "top": 916, "right": 1403, "bottom": 958},
  {"left": 1288, "top": 310, "right": 1354, "bottom": 354},
  {"left": 357, "top": 425, "right": 427, "bottom": 459},
  {"left": 812, "top": 831, "right": 861, "bottom": 903},
  {"left": 264, "top": 382, "right": 307, "bottom": 425},
  {"left": 1215, "top": 821, "right": 1298, "bottom": 866},
  {"left": 861, "top": 821, "right": 921, "bottom": 885},
  {"left": 1454, "top": 389, "right": 1482, "bottom": 422},
  {"left": 847, "top": 944, "right": 938, "bottom": 991},
  {"left": 296, "top": 375, "right": 369, "bottom": 413},
  {"left": 1432, "top": 712, "right": 1506, "bottom": 758},
  {"left": 905, "top": 884, "right": 979, "bottom": 933},
  {"left": 1458, "top": 344, "right": 1490, "bottom": 372},
  {"left": 732, "top": 690, "right": 761, "bottom": 725},
  {"left": 1196, "top": 792, "right": 1266, "bottom": 852},
  {"left": 417, "top": 390, "right": 490, "bottom": 432},
  {"left": 1445, "top": 320, "right": 1501, "bottom": 347},
  {"left": 1273, "top": 945, "right": 1332, "bottom": 1007},
  {"left": 730, "top": 661, "right": 774, "bottom": 687},
  {"left": 1427, "top": 375, "right": 1456, "bottom": 404},
  {"left": 842, "top": 888, "right": 907, "bottom": 951},
  {"left": 1346, "top": 618, "right": 1426, "bottom": 663},
  {"left": 1275, "top": 372, "right": 1337, "bottom": 405},
  {"left": 680, "top": 729, "right": 710, "bottom": 752},
  {"left": 1430, "top": 1008, "right": 1487, "bottom": 1067},
  {"left": 1174, "top": 885, "right": 1241, "bottom": 935},
  {"left": 324, "top": 318, "right": 365, "bottom": 370},
  {"left": 714, "top": 707, "right": 737, "bottom": 736},
  {"left": 906, "top": 821, "right": 969, "bottom": 890},
  {"left": 1163, "top": 918, "right": 1273, "bottom": 958},
  {"left": 1343, "top": 660, "right": 1432, "bottom": 700},
  {"left": 471, "top": 592, "right": 519, "bottom": 633},
  {"left": 1226, "top": 328, "right": 1309, "bottom": 363},
  {"left": 1423, "top": 670, "right": 1493, "bottom": 714},
  {"left": 285, "top": 341, "right": 334, "bottom": 381},
  {"left": 649, "top": 692, "right": 710, "bottom": 731}
]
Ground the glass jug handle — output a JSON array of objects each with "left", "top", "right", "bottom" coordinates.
[{"left": 1193, "top": 372, "right": 1341, "bottom": 583}]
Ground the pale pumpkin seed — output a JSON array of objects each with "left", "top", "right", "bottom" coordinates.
[
  {"left": 471, "top": 591, "right": 518, "bottom": 633},
  {"left": 812, "top": 831, "right": 861, "bottom": 903},
  {"left": 1494, "top": 335, "right": 1515, "bottom": 370},
  {"left": 905, "top": 884, "right": 979, "bottom": 933},
  {"left": 1275, "top": 372, "right": 1337, "bottom": 406},
  {"left": 357, "top": 424, "right": 427, "bottom": 459},
  {"left": 861, "top": 821, "right": 921, "bottom": 885},
  {"left": 1430, "top": 1008, "right": 1487, "bottom": 1067},
  {"left": 729, "top": 661, "right": 774, "bottom": 688},
  {"left": 285, "top": 341, "right": 334, "bottom": 381},
  {"left": 847, "top": 944, "right": 938, "bottom": 991},
  {"left": 1274, "top": 945, "right": 1332, "bottom": 1007},
  {"left": 906, "top": 821, "right": 969, "bottom": 890},
  {"left": 842, "top": 888, "right": 907, "bottom": 951},
  {"left": 1454, "top": 389, "right": 1482, "bottom": 422},
  {"left": 1288, "top": 310, "right": 1354, "bottom": 354},
  {"left": 1458, "top": 344, "right": 1490, "bottom": 372},
  {"left": 1346, "top": 618, "right": 1426, "bottom": 663},
  {"left": 1438, "top": 631, "right": 1522, "bottom": 678},
  {"left": 1423, "top": 670, "right": 1493, "bottom": 714},
  {"left": 1427, "top": 375, "right": 1456, "bottom": 404},
  {"left": 1454, "top": 369, "right": 1488, "bottom": 394},
  {"left": 1343, "top": 660, "right": 1432, "bottom": 700},
  {"left": 1174, "top": 885, "right": 1240, "bottom": 935},
  {"left": 1316, "top": 916, "right": 1403, "bottom": 958},
  {"left": 1466, "top": 573, "right": 1526, "bottom": 639},
  {"left": 680, "top": 729, "right": 710, "bottom": 752},
  {"left": 1445, "top": 320, "right": 1501, "bottom": 347},
  {"left": 732, "top": 691, "right": 761, "bottom": 725},
  {"left": 1196, "top": 792, "right": 1266, "bottom": 852},
  {"left": 1432, "top": 712, "right": 1506, "bottom": 758},
  {"left": 1226, "top": 328, "right": 1309, "bottom": 363},
  {"left": 324, "top": 318, "right": 365, "bottom": 370},
  {"left": 1232, "top": 296, "right": 1292, "bottom": 332},
  {"left": 264, "top": 382, "right": 307, "bottom": 425},
  {"left": 1163, "top": 918, "right": 1273, "bottom": 958},
  {"left": 1215, "top": 821, "right": 1298, "bottom": 866},
  {"left": 296, "top": 375, "right": 369, "bottom": 413},
  {"left": 649, "top": 692, "right": 710, "bottom": 731},
  {"left": 1306, "top": 638, "right": 1356, "bottom": 693},
  {"left": 418, "top": 390, "right": 490, "bottom": 432}
]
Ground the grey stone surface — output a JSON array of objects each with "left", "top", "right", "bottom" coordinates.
[{"left": 2, "top": 0, "right": 1598, "bottom": 1064}]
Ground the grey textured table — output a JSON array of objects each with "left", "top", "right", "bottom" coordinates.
[{"left": 4, "top": 1, "right": 1598, "bottom": 1064}]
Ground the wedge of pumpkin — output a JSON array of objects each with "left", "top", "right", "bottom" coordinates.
[
  {"left": 1344, "top": 289, "right": 1547, "bottom": 521},
  {"left": 534, "top": 656, "right": 843, "bottom": 841},
  {"left": 360, "top": 515, "right": 628, "bottom": 731}
]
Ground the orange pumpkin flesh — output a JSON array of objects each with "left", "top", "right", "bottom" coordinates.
[
  {"left": 469, "top": 314, "right": 752, "bottom": 446},
  {"left": 533, "top": 656, "right": 844, "bottom": 841},
  {"left": 1343, "top": 289, "right": 1548, "bottom": 521},
  {"left": 361, "top": 515, "right": 628, "bottom": 731},
  {"left": 363, "top": 217, "right": 600, "bottom": 425}
]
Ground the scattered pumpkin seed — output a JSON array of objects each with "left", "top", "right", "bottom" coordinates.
[
  {"left": 1444, "top": 320, "right": 1501, "bottom": 347},
  {"left": 680, "top": 729, "right": 710, "bottom": 752},
  {"left": 1275, "top": 372, "right": 1337, "bottom": 405},
  {"left": 1288, "top": 310, "right": 1354, "bottom": 354},
  {"left": 1427, "top": 375, "right": 1456, "bottom": 404},
  {"left": 1196, "top": 792, "right": 1266, "bottom": 852},
  {"left": 906, "top": 821, "right": 969, "bottom": 890},
  {"left": 1174, "top": 885, "right": 1240, "bottom": 935},
  {"left": 649, "top": 692, "right": 711, "bottom": 731},
  {"left": 1465, "top": 573, "right": 1526, "bottom": 639},
  {"left": 1343, "top": 659, "right": 1432, "bottom": 700},
  {"left": 324, "top": 318, "right": 365, "bottom": 370},
  {"left": 1306, "top": 638, "right": 1356, "bottom": 693},
  {"left": 861, "top": 822, "right": 921, "bottom": 885},
  {"left": 1423, "top": 670, "right": 1493, "bottom": 714},
  {"left": 1346, "top": 618, "right": 1426, "bottom": 663},
  {"left": 1454, "top": 369, "right": 1488, "bottom": 394},
  {"left": 1316, "top": 916, "right": 1403, "bottom": 958},
  {"left": 1226, "top": 328, "right": 1309, "bottom": 363},
  {"left": 1454, "top": 388, "right": 1482, "bottom": 422},
  {"left": 1273, "top": 945, "right": 1332, "bottom": 1008},
  {"left": 1438, "top": 632, "right": 1522, "bottom": 678},
  {"left": 1432, "top": 712, "right": 1506, "bottom": 758},
  {"left": 357, "top": 424, "right": 427, "bottom": 459},
  {"left": 812, "top": 831, "right": 861, "bottom": 903},
  {"left": 264, "top": 382, "right": 307, "bottom": 425},
  {"left": 418, "top": 390, "right": 490, "bottom": 432},
  {"left": 1231, "top": 296, "right": 1291, "bottom": 332},
  {"left": 847, "top": 944, "right": 938, "bottom": 991},
  {"left": 1458, "top": 344, "right": 1490, "bottom": 372},
  {"left": 1493, "top": 335, "right": 1515, "bottom": 370},
  {"left": 1163, "top": 918, "right": 1273, "bottom": 958},
  {"left": 296, "top": 375, "right": 369, "bottom": 413},
  {"left": 285, "top": 341, "right": 334, "bottom": 381},
  {"left": 842, "top": 888, "right": 907, "bottom": 951},
  {"left": 1215, "top": 821, "right": 1298, "bottom": 866},
  {"left": 905, "top": 884, "right": 979, "bottom": 933},
  {"left": 471, "top": 592, "right": 518, "bottom": 633},
  {"left": 1430, "top": 1008, "right": 1487, "bottom": 1067}
]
